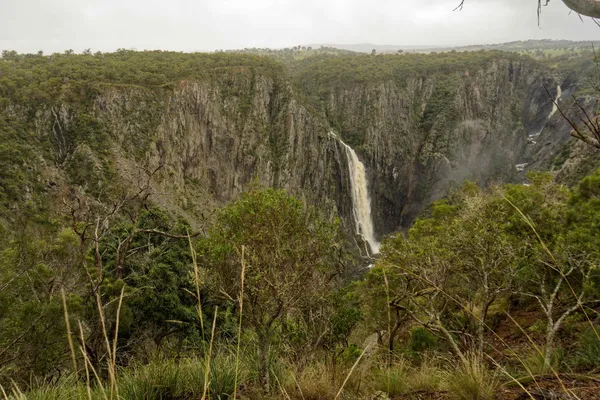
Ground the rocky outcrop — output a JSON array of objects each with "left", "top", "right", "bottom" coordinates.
[{"left": 28, "top": 68, "right": 360, "bottom": 233}]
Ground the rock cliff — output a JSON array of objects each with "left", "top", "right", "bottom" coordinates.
[{"left": 3, "top": 51, "right": 592, "bottom": 243}]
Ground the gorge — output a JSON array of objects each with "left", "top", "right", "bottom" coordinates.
[
  {"left": 0, "top": 49, "right": 597, "bottom": 254},
  {"left": 2, "top": 45, "right": 600, "bottom": 396}
]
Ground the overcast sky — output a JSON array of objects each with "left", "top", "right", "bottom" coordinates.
[{"left": 1, "top": 0, "right": 598, "bottom": 53}]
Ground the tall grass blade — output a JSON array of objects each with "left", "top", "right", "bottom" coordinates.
[
  {"left": 334, "top": 345, "right": 369, "bottom": 400},
  {"left": 78, "top": 321, "right": 93, "bottom": 400},
  {"left": 61, "top": 288, "right": 78, "bottom": 382},
  {"left": 202, "top": 306, "right": 219, "bottom": 400},
  {"left": 233, "top": 245, "right": 247, "bottom": 400}
]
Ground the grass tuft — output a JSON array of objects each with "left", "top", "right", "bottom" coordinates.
[{"left": 443, "top": 352, "right": 499, "bottom": 400}]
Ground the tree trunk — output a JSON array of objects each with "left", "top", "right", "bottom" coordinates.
[
  {"left": 258, "top": 331, "right": 271, "bottom": 391},
  {"left": 388, "top": 320, "right": 402, "bottom": 366},
  {"left": 544, "top": 323, "right": 557, "bottom": 369},
  {"left": 438, "top": 320, "right": 467, "bottom": 364},
  {"left": 478, "top": 301, "right": 492, "bottom": 359}
]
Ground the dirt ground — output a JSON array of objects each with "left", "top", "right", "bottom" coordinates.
[{"left": 393, "top": 376, "right": 600, "bottom": 400}]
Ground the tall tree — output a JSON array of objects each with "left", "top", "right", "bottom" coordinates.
[{"left": 199, "top": 188, "right": 341, "bottom": 389}]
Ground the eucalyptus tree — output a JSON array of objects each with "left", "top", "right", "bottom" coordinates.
[
  {"left": 502, "top": 173, "right": 600, "bottom": 367},
  {"left": 456, "top": 0, "right": 600, "bottom": 18},
  {"left": 199, "top": 188, "right": 341, "bottom": 389},
  {"left": 372, "top": 183, "right": 520, "bottom": 361}
]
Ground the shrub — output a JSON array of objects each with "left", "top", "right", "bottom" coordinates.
[
  {"left": 118, "top": 359, "right": 184, "bottom": 400},
  {"left": 182, "top": 354, "right": 247, "bottom": 399},
  {"left": 117, "top": 354, "right": 246, "bottom": 400},
  {"left": 285, "top": 363, "right": 338, "bottom": 400},
  {"left": 520, "top": 346, "right": 563, "bottom": 377},
  {"left": 407, "top": 357, "right": 443, "bottom": 393},
  {"left": 407, "top": 327, "right": 438, "bottom": 357},
  {"left": 573, "top": 326, "right": 600, "bottom": 370},
  {"left": 4, "top": 378, "right": 86, "bottom": 400},
  {"left": 370, "top": 361, "right": 410, "bottom": 396},
  {"left": 443, "top": 353, "right": 498, "bottom": 400}
]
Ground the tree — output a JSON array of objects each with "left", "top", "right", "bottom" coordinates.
[
  {"left": 359, "top": 263, "right": 409, "bottom": 361},
  {"left": 452, "top": 184, "right": 519, "bottom": 358},
  {"left": 456, "top": 0, "right": 600, "bottom": 18},
  {"left": 374, "top": 197, "right": 471, "bottom": 362},
  {"left": 370, "top": 176, "right": 599, "bottom": 365},
  {"left": 503, "top": 173, "right": 600, "bottom": 367},
  {"left": 199, "top": 188, "right": 341, "bottom": 389},
  {"left": 374, "top": 184, "right": 519, "bottom": 361},
  {"left": 562, "top": 0, "right": 600, "bottom": 17}
]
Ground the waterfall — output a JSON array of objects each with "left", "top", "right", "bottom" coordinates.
[
  {"left": 529, "top": 85, "right": 562, "bottom": 138},
  {"left": 548, "top": 85, "right": 562, "bottom": 121},
  {"left": 334, "top": 136, "right": 380, "bottom": 255}
]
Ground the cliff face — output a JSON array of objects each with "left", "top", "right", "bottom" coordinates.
[
  {"left": 319, "top": 59, "right": 561, "bottom": 234},
  {"left": 22, "top": 67, "right": 357, "bottom": 232},
  {"left": 5, "top": 53, "right": 582, "bottom": 243}
]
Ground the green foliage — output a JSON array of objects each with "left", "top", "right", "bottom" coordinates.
[
  {"left": 118, "top": 359, "right": 185, "bottom": 400},
  {"left": 98, "top": 209, "right": 199, "bottom": 349},
  {"left": 0, "top": 50, "right": 284, "bottom": 99},
  {"left": 573, "top": 326, "right": 600, "bottom": 370},
  {"left": 199, "top": 188, "right": 341, "bottom": 385},
  {"left": 520, "top": 347, "right": 564, "bottom": 376},
  {"left": 408, "top": 327, "right": 438, "bottom": 354},
  {"left": 370, "top": 357, "right": 443, "bottom": 396},
  {"left": 0, "top": 218, "right": 84, "bottom": 386},
  {"left": 367, "top": 172, "right": 600, "bottom": 367},
  {"left": 371, "top": 362, "right": 410, "bottom": 396},
  {"left": 117, "top": 355, "right": 245, "bottom": 400},
  {"left": 443, "top": 353, "right": 499, "bottom": 400}
]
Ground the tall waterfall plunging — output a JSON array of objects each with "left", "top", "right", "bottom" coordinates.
[
  {"left": 529, "top": 85, "right": 562, "bottom": 138},
  {"left": 337, "top": 137, "right": 380, "bottom": 255},
  {"left": 548, "top": 85, "right": 562, "bottom": 120}
]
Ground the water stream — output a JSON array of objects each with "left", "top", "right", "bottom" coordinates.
[{"left": 331, "top": 132, "right": 380, "bottom": 255}]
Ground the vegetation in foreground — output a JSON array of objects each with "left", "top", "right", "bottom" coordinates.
[
  {"left": 1, "top": 48, "right": 599, "bottom": 399},
  {"left": 0, "top": 170, "right": 599, "bottom": 399}
]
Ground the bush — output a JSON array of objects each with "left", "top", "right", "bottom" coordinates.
[
  {"left": 118, "top": 359, "right": 185, "bottom": 400},
  {"left": 407, "top": 357, "right": 443, "bottom": 393},
  {"left": 443, "top": 353, "right": 498, "bottom": 400},
  {"left": 371, "top": 361, "right": 409, "bottom": 396},
  {"left": 407, "top": 327, "right": 438, "bottom": 355},
  {"left": 4, "top": 378, "right": 86, "bottom": 400},
  {"left": 182, "top": 354, "right": 247, "bottom": 399},
  {"left": 117, "top": 354, "right": 246, "bottom": 400},
  {"left": 520, "top": 346, "right": 563, "bottom": 377},
  {"left": 573, "top": 326, "right": 600, "bottom": 370},
  {"left": 285, "top": 363, "right": 339, "bottom": 400}
]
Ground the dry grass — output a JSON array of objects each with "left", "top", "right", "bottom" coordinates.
[{"left": 443, "top": 352, "right": 499, "bottom": 400}]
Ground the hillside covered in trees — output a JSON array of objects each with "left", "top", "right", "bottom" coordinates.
[{"left": 0, "top": 47, "right": 599, "bottom": 399}]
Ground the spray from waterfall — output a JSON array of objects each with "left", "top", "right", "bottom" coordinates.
[{"left": 330, "top": 131, "right": 380, "bottom": 255}]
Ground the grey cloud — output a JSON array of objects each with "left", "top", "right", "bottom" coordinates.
[{"left": 0, "top": 0, "right": 598, "bottom": 53}]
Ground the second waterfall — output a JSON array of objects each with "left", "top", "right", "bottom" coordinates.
[{"left": 339, "top": 140, "right": 380, "bottom": 255}]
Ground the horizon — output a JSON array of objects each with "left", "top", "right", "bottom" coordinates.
[{"left": 4, "top": 38, "right": 600, "bottom": 56}]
